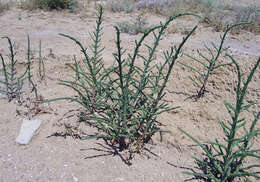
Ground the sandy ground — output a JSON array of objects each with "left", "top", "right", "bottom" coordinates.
[{"left": 0, "top": 2, "right": 260, "bottom": 182}]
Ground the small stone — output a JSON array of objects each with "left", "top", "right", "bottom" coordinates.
[
  {"left": 16, "top": 119, "right": 43, "bottom": 145},
  {"left": 0, "top": 92, "right": 6, "bottom": 99},
  {"left": 73, "top": 176, "right": 79, "bottom": 182},
  {"left": 114, "top": 177, "right": 125, "bottom": 181}
]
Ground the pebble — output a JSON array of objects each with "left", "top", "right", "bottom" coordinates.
[
  {"left": 16, "top": 119, "right": 43, "bottom": 145},
  {"left": 73, "top": 176, "right": 79, "bottom": 182}
]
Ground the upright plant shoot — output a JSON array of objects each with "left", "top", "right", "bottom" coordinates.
[
  {"left": 0, "top": 37, "right": 27, "bottom": 101},
  {"left": 47, "top": 5, "right": 199, "bottom": 152},
  {"left": 179, "top": 23, "right": 250, "bottom": 98}
]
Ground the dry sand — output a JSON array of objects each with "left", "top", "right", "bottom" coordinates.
[{"left": 0, "top": 2, "right": 259, "bottom": 182}]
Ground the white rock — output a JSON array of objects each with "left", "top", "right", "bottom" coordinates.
[
  {"left": 0, "top": 92, "right": 5, "bottom": 98},
  {"left": 73, "top": 176, "right": 79, "bottom": 182},
  {"left": 16, "top": 119, "right": 43, "bottom": 145}
]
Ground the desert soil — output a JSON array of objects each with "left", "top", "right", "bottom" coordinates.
[{"left": 0, "top": 1, "right": 259, "bottom": 182}]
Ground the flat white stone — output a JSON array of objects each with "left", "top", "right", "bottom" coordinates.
[
  {"left": 16, "top": 119, "right": 43, "bottom": 145},
  {"left": 73, "top": 176, "right": 79, "bottom": 182}
]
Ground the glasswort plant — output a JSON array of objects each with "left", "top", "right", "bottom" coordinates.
[
  {"left": 178, "top": 22, "right": 250, "bottom": 98},
  {"left": 47, "top": 5, "right": 199, "bottom": 152},
  {"left": 0, "top": 36, "right": 38, "bottom": 102},
  {"left": 0, "top": 37, "right": 27, "bottom": 101},
  {"left": 181, "top": 56, "right": 260, "bottom": 182},
  {"left": 38, "top": 40, "right": 45, "bottom": 80}
]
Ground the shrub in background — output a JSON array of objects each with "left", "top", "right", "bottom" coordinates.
[
  {"left": 135, "top": 0, "right": 259, "bottom": 34},
  {"left": 136, "top": 0, "right": 172, "bottom": 15},
  {"left": 106, "top": 0, "right": 135, "bottom": 13},
  {"left": 116, "top": 16, "right": 151, "bottom": 35},
  {"left": 201, "top": 5, "right": 260, "bottom": 33},
  {"left": 0, "top": 0, "right": 10, "bottom": 12},
  {"left": 233, "top": 5, "right": 260, "bottom": 33},
  {"left": 20, "top": 0, "right": 77, "bottom": 10},
  {"left": 136, "top": 0, "right": 219, "bottom": 16}
]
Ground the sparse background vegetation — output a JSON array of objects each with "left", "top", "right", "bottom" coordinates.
[
  {"left": 1, "top": 0, "right": 259, "bottom": 34},
  {"left": 134, "top": 0, "right": 260, "bottom": 34},
  {"left": 19, "top": 0, "right": 78, "bottom": 10},
  {"left": 106, "top": 0, "right": 135, "bottom": 13},
  {"left": 0, "top": 0, "right": 10, "bottom": 12}
]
